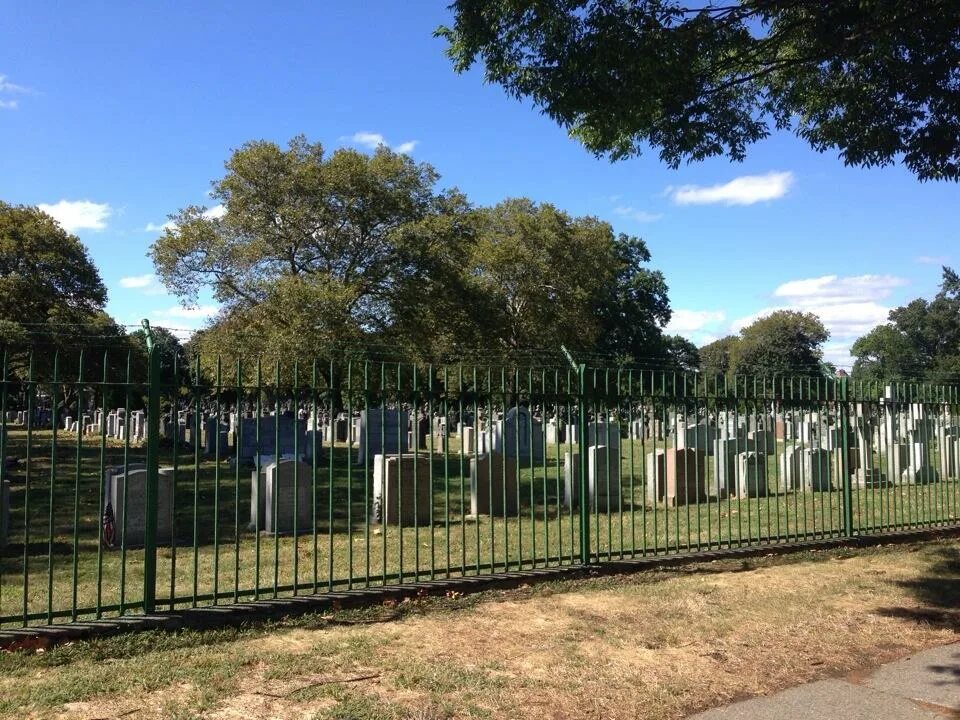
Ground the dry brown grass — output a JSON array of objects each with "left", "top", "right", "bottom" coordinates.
[{"left": 4, "top": 538, "right": 958, "bottom": 720}]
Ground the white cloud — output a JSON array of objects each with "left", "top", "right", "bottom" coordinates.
[
  {"left": 117, "top": 273, "right": 168, "bottom": 297},
  {"left": 347, "top": 131, "right": 387, "bottom": 149},
  {"left": 342, "top": 131, "right": 419, "bottom": 155},
  {"left": 670, "top": 171, "right": 794, "bottom": 206},
  {"left": 145, "top": 204, "right": 223, "bottom": 232},
  {"left": 613, "top": 206, "right": 663, "bottom": 223},
  {"left": 773, "top": 274, "right": 907, "bottom": 307},
  {"left": 393, "top": 140, "right": 418, "bottom": 154},
  {"left": 119, "top": 274, "right": 155, "bottom": 289},
  {"left": 148, "top": 304, "right": 220, "bottom": 339},
  {"left": 729, "top": 273, "right": 909, "bottom": 368},
  {"left": 0, "top": 74, "right": 30, "bottom": 110},
  {"left": 37, "top": 200, "right": 112, "bottom": 232},
  {"left": 144, "top": 221, "right": 174, "bottom": 232},
  {"left": 666, "top": 309, "right": 726, "bottom": 334},
  {"left": 0, "top": 75, "right": 29, "bottom": 94},
  {"left": 915, "top": 255, "right": 948, "bottom": 265},
  {"left": 821, "top": 342, "right": 861, "bottom": 369},
  {"left": 154, "top": 304, "right": 219, "bottom": 320}
]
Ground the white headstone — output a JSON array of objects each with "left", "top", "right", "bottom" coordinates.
[{"left": 461, "top": 426, "right": 476, "bottom": 454}]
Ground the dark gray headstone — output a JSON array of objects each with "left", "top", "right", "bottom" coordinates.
[
  {"left": 204, "top": 418, "right": 229, "bottom": 456},
  {"left": 108, "top": 467, "right": 173, "bottom": 547},
  {"left": 238, "top": 416, "right": 307, "bottom": 461},
  {"left": 492, "top": 407, "right": 544, "bottom": 463},
  {"left": 357, "top": 409, "right": 410, "bottom": 464}
]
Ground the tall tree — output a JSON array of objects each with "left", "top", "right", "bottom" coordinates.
[
  {"left": 150, "top": 136, "right": 471, "bottom": 373},
  {"left": 592, "top": 234, "right": 671, "bottom": 364},
  {"left": 699, "top": 335, "right": 738, "bottom": 378},
  {"left": 850, "top": 325, "right": 923, "bottom": 382},
  {"left": 662, "top": 334, "right": 700, "bottom": 372},
  {"left": 440, "top": 199, "right": 671, "bottom": 363},
  {"left": 0, "top": 201, "right": 130, "bottom": 387},
  {"left": 440, "top": 1, "right": 960, "bottom": 180},
  {"left": 851, "top": 267, "right": 960, "bottom": 381},
  {"left": 729, "top": 311, "right": 829, "bottom": 377}
]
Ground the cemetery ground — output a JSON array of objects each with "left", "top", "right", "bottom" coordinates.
[
  {"left": 1, "top": 429, "right": 959, "bottom": 621},
  {"left": 0, "top": 537, "right": 956, "bottom": 719}
]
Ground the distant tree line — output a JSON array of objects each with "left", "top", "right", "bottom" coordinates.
[{"left": 2, "top": 136, "right": 957, "bottom": 388}]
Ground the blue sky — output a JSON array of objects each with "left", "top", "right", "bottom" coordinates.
[{"left": 2, "top": 2, "right": 957, "bottom": 368}]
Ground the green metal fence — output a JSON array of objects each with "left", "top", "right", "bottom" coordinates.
[{"left": 1, "top": 346, "right": 959, "bottom": 627}]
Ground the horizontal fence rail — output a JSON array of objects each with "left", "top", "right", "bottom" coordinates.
[{"left": 1, "top": 349, "right": 958, "bottom": 627}]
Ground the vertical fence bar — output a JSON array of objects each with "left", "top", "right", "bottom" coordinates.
[
  {"left": 0, "top": 351, "right": 7, "bottom": 623},
  {"left": 292, "top": 361, "right": 300, "bottom": 595},
  {"left": 234, "top": 359, "right": 242, "bottom": 602},
  {"left": 95, "top": 351, "right": 108, "bottom": 618},
  {"left": 839, "top": 376, "right": 853, "bottom": 538},
  {"left": 143, "top": 325, "right": 161, "bottom": 614},
  {"left": 169, "top": 352, "right": 180, "bottom": 610},
  {"left": 22, "top": 351, "right": 34, "bottom": 625},
  {"left": 70, "top": 351, "right": 85, "bottom": 620},
  {"left": 46, "top": 353, "right": 59, "bottom": 623},
  {"left": 577, "top": 363, "right": 590, "bottom": 564}
]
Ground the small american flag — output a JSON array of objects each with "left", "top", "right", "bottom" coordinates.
[{"left": 102, "top": 503, "right": 115, "bottom": 548}]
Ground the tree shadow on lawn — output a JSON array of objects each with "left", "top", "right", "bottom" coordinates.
[
  {"left": 875, "top": 544, "right": 960, "bottom": 687},
  {"left": 875, "top": 544, "right": 960, "bottom": 629}
]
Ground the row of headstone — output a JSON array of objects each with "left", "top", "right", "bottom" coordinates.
[
  {"left": 3, "top": 408, "right": 54, "bottom": 427},
  {"left": 92, "top": 433, "right": 960, "bottom": 546}
]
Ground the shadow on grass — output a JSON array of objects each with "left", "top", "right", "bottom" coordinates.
[
  {"left": 0, "top": 541, "right": 75, "bottom": 560},
  {"left": 876, "top": 545, "right": 960, "bottom": 633}
]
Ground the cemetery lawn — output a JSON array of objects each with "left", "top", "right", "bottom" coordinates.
[
  {"left": 2, "top": 430, "right": 959, "bottom": 623},
  {"left": 1, "top": 537, "right": 957, "bottom": 720}
]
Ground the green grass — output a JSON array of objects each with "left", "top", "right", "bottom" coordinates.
[
  {"left": 0, "top": 539, "right": 956, "bottom": 719},
  {"left": 1, "top": 430, "right": 959, "bottom": 626}
]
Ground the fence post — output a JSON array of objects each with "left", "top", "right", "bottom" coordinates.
[
  {"left": 142, "top": 320, "right": 160, "bottom": 613},
  {"left": 839, "top": 376, "right": 853, "bottom": 538}
]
